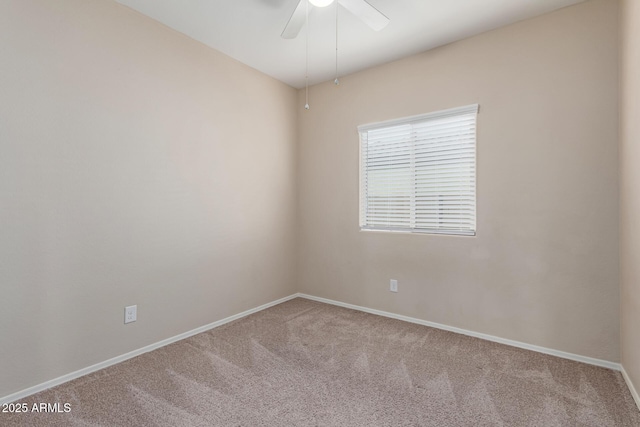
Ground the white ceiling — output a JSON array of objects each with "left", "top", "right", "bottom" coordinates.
[{"left": 115, "top": 0, "right": 586, "bottom": 89}]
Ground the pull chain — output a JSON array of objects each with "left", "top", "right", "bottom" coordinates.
[
  {"left": 304, "top": 0, "right": 310, "bottom": 109},
  {"left": 334, "top": 1, "right": 339, "bottom": 85}
]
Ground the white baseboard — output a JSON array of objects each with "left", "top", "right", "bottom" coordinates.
[
  {"left": 0, "top": 293, "right": 299, "bottom": 406},
  {"left": 298, "top": 293, "right": 621, "bottom": 371},
  {"left": 622, "top": 366, "right": 640, "bottom": 411},
  {"left": 2, "top": 292, "right": 628, "bottom": 407}
]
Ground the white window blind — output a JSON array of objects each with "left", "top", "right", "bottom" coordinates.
[{"left": 358, "top": 104, "right": 477, "bottom": 236}]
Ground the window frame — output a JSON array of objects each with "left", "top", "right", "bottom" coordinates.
[{"left": 358, "top": 104, "right": 478, "bottom": 237}]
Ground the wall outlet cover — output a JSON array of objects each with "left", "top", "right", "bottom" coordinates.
[{"left": 125, "top": 305, "right": 137, "bottom": 324}]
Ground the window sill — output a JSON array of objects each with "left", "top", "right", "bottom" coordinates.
[{"left": 359, "top": 228, "right": 476, "bottom": 237}]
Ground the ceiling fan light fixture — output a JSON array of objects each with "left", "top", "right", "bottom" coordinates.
[{"left": 309, "top": 0, "right": 335, "bottom": 8}]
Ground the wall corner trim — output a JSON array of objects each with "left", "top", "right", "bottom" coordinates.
[
  {"left": 0, "top": 293, "right": 300, "bottom": 406},
  {"left": 298, "top": 293, "right": 622, "bottom": 371},
  {"left": 622, "top": 366, "right": 640, "bottom": 411}
]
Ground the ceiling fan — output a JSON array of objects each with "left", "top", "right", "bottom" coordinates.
[{"left": 281, "top": 0, "right": 390, "bottom": 39}]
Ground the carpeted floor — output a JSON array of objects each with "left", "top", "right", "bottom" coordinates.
[{"left": 2, "top": 298, "right": 639, "bottom": 426}]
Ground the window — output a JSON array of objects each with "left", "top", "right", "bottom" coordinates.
[{"left": 358, "top": 104, "right": 478, "bottom": 236}]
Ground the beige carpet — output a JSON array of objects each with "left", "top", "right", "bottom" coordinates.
[{"left": 2, "top": 298, "right": 639, "bottom": 426}]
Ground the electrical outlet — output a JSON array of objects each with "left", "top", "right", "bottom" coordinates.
[
  {"left": 124, "top": 305, "right": 137, "bottom": 324},
  {"left": 390, "top": 279, "right": 398, "bottom": 293}
]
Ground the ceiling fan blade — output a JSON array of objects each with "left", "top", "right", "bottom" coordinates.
[
  {"left": 281, "top": 0, "right": 309, "bottom": 39},
  {"left": 339, "top": 0, "right": 389, "bottom": 31}
]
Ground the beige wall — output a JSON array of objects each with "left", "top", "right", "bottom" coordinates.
[
  {"left": 297, "top": 0, "right": 620, "bottom": 361},
  {"left": 620, "top": 0, "right": 640, "bottom": 402},
  {"left": 0, "top": 0, "right": 625, "bottom": 402},
  {"left": 0, "top": 0, "right": 297, "bottom": 397}
]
